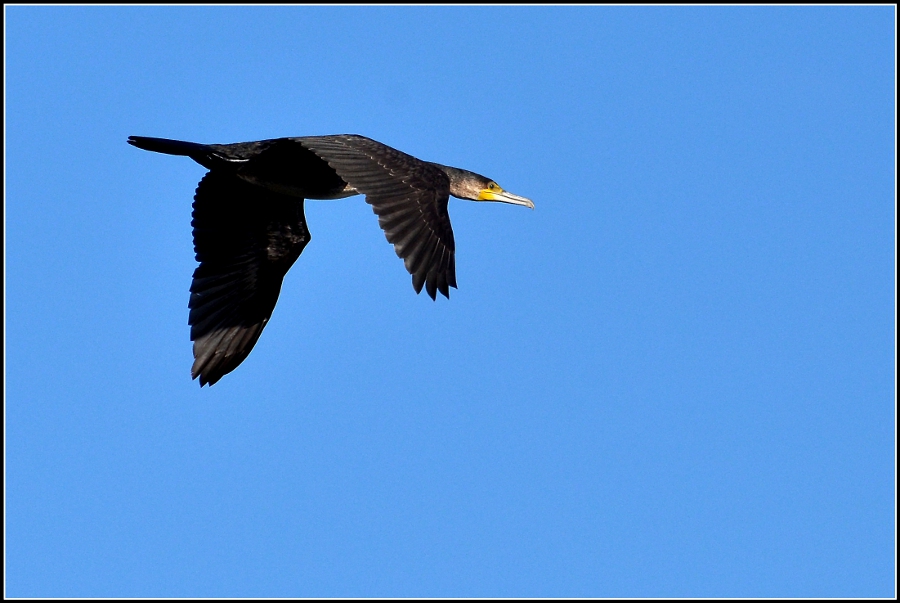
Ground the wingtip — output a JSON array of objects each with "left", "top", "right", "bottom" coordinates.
[
  {"left": 417, "top": 277, "right": 452, "bottom": 300},
  {"left": 194, "top": 372, "right": 218, "bottom": 388},
  {"left": 191, "top": 357, "right": 220, "bottom": 387},
  {"left": 412, "top": 273, "right": 425, "bottom": 294},
  {"left": 425, "top": 277, "right": 438, "bottom": 300}
]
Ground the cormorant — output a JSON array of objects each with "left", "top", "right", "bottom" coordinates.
[{"left": 128, "top": 134, "right": 534, "bottom": 386}]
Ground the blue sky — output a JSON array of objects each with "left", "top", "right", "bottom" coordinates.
[{"left": 5, "top": 5, "right": 895, "bottom": 598}]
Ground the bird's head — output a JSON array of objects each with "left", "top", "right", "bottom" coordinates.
[{"left": 437, "top": 165, "right": 534, "bottom": 209}]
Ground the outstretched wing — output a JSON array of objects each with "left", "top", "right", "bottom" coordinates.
[
  {"left": 298, "top": 135, "right": 456, "bottom": 300},
  {"left": 189, "top": 171, "right": 310, "bottom": 386}
]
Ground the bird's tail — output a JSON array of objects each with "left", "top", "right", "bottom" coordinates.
[{"left": 127, "top": 136, "right": 209, "bottom": 157}]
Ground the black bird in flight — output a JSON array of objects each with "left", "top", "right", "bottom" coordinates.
[{"left": 128, "top": 134, "right": 534, "bottom": 386}]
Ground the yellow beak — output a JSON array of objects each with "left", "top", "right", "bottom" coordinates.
[{"left": 477, "top": 189, "right": 535, "bottom": 209}]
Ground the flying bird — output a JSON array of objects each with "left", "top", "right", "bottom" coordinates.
[{"left": 128, "top": 134, "right": 534, "bottom": 386}]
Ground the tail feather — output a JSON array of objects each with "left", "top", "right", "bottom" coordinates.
[{"left": 127, "top": 136, "right": 209, "bottom": 157}]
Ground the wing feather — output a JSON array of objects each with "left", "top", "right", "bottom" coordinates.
[
  {"left": 299, "top": 135, "right": 456, "bottom": 298},
  {"left": 188, "top": 171, "right": 310, "bottom": 386}
]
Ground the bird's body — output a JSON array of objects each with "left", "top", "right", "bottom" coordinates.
[{"left": 128, "top": 134, "right": 533, "bottom": 386}]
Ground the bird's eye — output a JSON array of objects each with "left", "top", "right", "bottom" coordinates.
[{"left": 488, "top": 182, "right": 496, "bottom": 190}]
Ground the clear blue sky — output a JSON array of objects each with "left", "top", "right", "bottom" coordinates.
[{"left": 5, "top": 6, "right": 895, "bottom": 598}]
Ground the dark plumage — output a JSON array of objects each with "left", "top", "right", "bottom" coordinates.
[{"left": 128, "top": 134, "right": 533, "bottom": 386}]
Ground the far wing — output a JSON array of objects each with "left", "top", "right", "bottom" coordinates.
[
  {"left": 189, "top": 171, "right": 310, "bottom": 386},
  {"left": 299, "top": 135, "right": 456, "bottom": 300}
]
